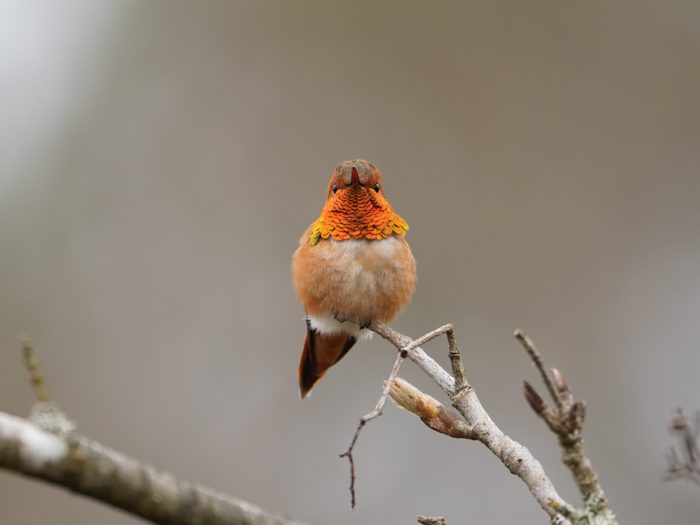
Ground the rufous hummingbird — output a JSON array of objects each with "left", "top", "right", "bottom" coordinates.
[{"left": 292, "top": 159, "right": 416, "bottom": 398}]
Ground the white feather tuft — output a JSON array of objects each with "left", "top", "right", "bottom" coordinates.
[{"left": 306, "top": 314, "right": 372, "bottom": 340}]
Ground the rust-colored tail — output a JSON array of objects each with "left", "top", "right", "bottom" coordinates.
[{"left": 298, "top": 320, "right": 357, "bottom": 399}]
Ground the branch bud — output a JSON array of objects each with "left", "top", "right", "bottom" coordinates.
[
  {"left": 417, "top": 516, "right": 447, "bottom": 525},
  {"left": 390, "top": 378, "right": 473, "bottom": 439},
  {"left": 550, "top": 367, "right": 574, "bottom": 408},
  {"left": 669, "top": 410, "right": 688, "bottom": 433},
  {"left": 565, "top": 401, "right": 586, "bottom": 432},
  {"left": 550, "top": 368, "right": 569, "bottom": 394},
  {"left": 390, "top": 377, "right": 440, "bottom": 419},
  {"left": 523, "top": 381, "right": 548, "bottom": 416}
]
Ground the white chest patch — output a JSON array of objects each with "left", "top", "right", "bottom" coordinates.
[
  {"left": 329, "top": 237, "right": 401, "bottom": 290},
  {"left": 332, "top": 237, "right": 400, "bottom": 255}
]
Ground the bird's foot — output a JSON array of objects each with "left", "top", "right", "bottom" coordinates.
[{"left": 332, "top": 314, "right": 371, "bottom": 330}]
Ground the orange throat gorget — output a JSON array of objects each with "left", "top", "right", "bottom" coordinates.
[{"left": 310, "top": 186, "right": 408, "bottom": 245}]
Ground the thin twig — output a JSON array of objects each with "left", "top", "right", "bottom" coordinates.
[
  {"left": 446, "top": 328, "right": 467, "bottom": 394},
  {"left": 339, "top": 348, "right": 407, "bottom": 507},
  {"left": 403, "top": 324, "right": 453, "bottom": 352},
  {"left": 514, "top": 329, "right": 563, "bottom": 412},
  {"left": 18, "top": 335, "right": 75, "bottom": 436},
  {"left": 19, "top": 336, "right": 51, "bottom": 403},
  {"left": 369, "top": 323, "right": 455, "bottom": 393},
  {"left": 399, "top": 324, "right": 470, "bottom": 395}
]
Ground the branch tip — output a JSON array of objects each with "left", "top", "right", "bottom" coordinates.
[
  {"left": 515, "top": 330, "right": 564, "bottom": 414},
  {"left": 19, "top": 336, "right": 51, "bottom": 403},
  {"left": 550, "top": 368, "right": 569, "bottom": 394}
]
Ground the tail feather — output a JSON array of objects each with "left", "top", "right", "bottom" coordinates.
[{"left": 298, "top": 320, "right": 357, "bottom": 399}]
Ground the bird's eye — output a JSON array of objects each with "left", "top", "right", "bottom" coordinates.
[
  {"left": 332, "top": 184, "right": 338, "bottom": 193},
  {"left": 374, "top": 183, "right": 380, "bottom": 192}
]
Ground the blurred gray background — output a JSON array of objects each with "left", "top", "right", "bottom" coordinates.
[{"left": 1, "top": 1, "right": 699, "bottom": 524}]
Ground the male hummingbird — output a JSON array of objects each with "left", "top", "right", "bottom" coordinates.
[{"left": 292, "top": 159, "right": 416, "bottom": 398}]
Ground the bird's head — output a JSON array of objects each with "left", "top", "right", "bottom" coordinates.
[
  {"left": 325, "top": 159, "right": 385, "bottom": 199},
  {"left": 310, "top": 159, "right": 408, "bottom": 245}
]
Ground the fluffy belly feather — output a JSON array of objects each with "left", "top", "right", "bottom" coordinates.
[{"left": 292, "top": 233, "right": 416, "bottom": 331}]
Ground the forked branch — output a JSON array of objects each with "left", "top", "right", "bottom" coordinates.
[
  {"left": 340, "top": 324, "right": 457, "bottom": 507},
  {"left": 339, "top": 322, "right": 619, "bottom": 525},
  {"left": 515, "top": 329, "right": 615, "bottom": 522}
]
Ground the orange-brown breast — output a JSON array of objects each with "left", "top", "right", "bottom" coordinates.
[{"left": 292, "top": 227, "right": 416, "bottom": 325}]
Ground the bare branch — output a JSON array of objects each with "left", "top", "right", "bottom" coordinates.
[
  {"left": 515, "top": 330, "right": 614, "bottom": 521},
  {"left": 0, "top": 413, "right": 307, "bottom": 525},
  {"left": 340, "top": 323, "right": 473, "bottom": 507},
  {"left": 369, "top": 322, "right": 590, "bottom": 525},
  {"left": 1, "top": 343, "right": 307, "bottom": 525},
  {"left": 5, "top": 327, "right": 619, "bottom": 525}
]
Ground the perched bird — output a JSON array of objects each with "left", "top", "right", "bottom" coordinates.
[{"left": 292, "top": 159, "right": 416, "bottom": 398}]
